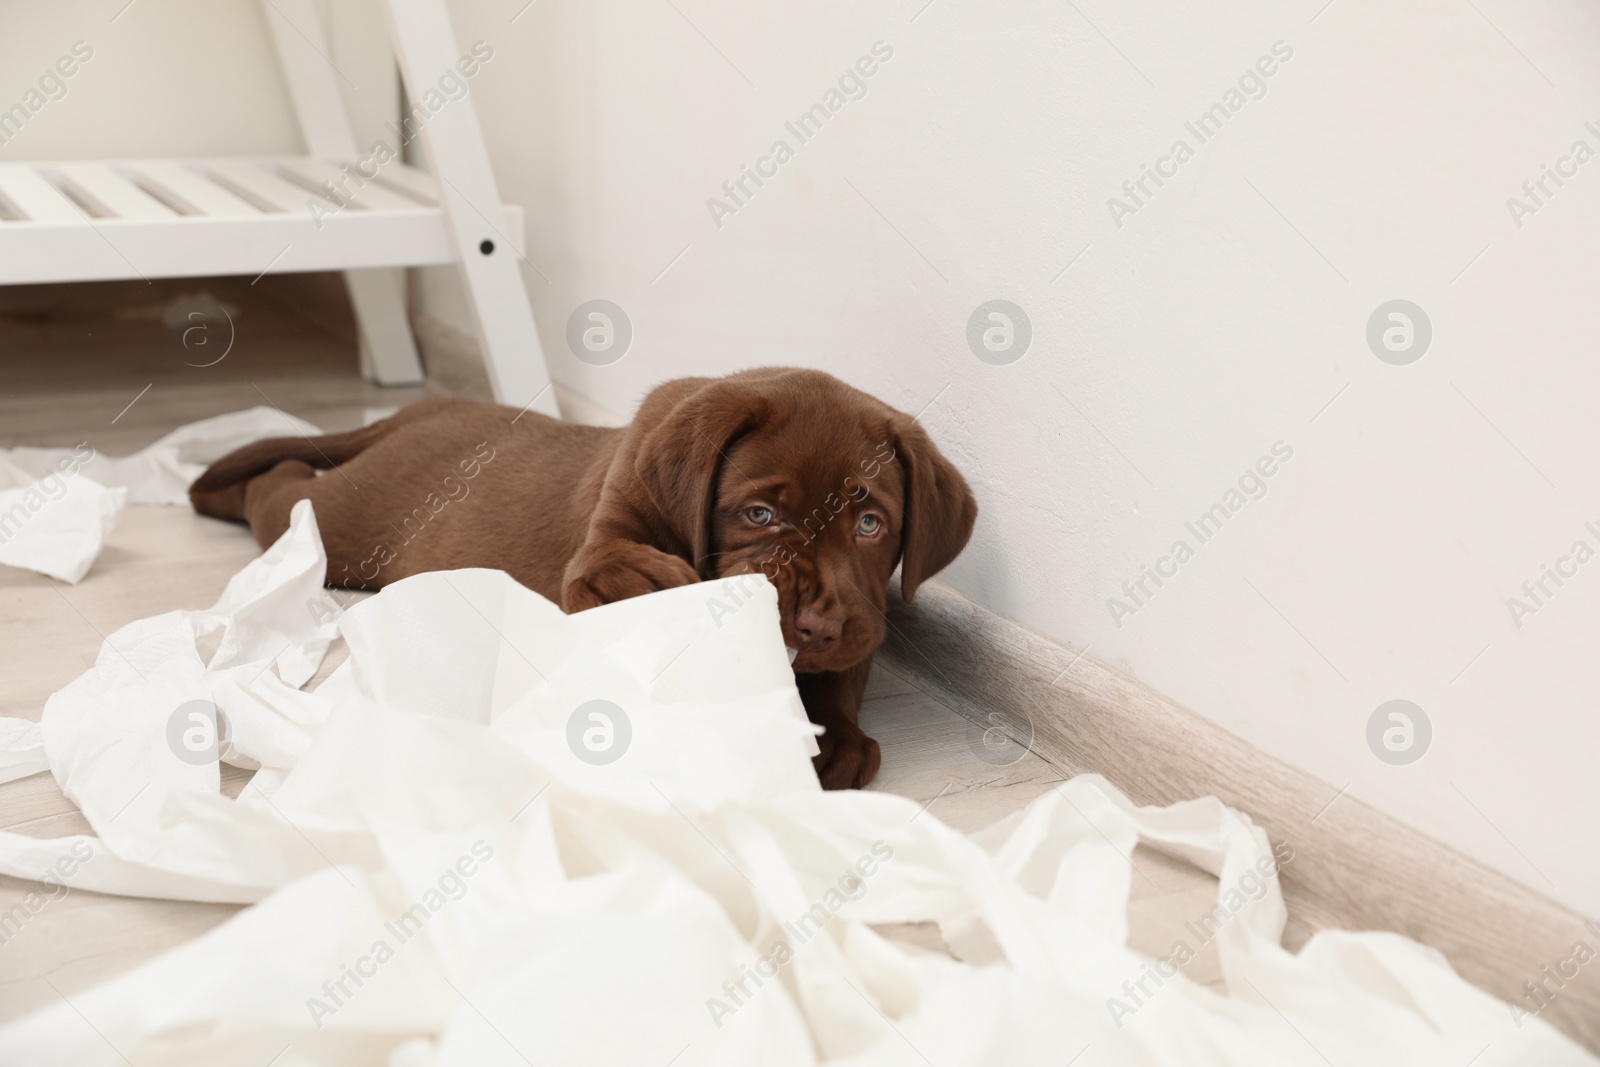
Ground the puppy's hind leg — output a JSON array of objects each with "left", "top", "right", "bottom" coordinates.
[
  {"left": 188, "top": 477, "right": 252, "bottom": 523},
  {"left": 241, "top": 459, "right": 321, "bottom": 550}
]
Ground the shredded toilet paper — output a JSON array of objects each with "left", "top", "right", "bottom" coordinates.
[
  {"left": 0, "top": 451, "right": 125, "bottom": 584},
  {"left": 0, "top": 406, "right": 321, "bottom": 583},
  {"left": 1, "top": 406, "right": 321, "bottom": 508},
  {"left": 0, "top": 717, "right": 46, "bottom": 785},
  {"left": 0, "top": 502, "right": 1592, "bottom": 1066}
]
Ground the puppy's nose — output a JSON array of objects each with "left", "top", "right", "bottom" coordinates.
[{"left": 794, "top": 607, "right": 843, "bottom": 651}]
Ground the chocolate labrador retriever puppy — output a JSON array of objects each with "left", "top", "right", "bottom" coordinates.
[{"left": 189, "top": 368, "right": 976, "bottom": 788}]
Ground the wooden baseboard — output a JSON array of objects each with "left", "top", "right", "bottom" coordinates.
[{"left": 879, "top": 577, "right": 1600, "bottom": 1053}]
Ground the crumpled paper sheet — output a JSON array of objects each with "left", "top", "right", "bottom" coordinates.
[
  {"left": 0, "top": 501, "right": 1591, "bottom": 1066},
  {"left": 0, "top": 406, "right": 321, "bottom": 583},
  {"left": 0, "top": 455, "right": 125, "bottom": 583},
  {"left": 0, "top": 717, "right": 46, "bottom": 784},
  {"left": 1, "top": 405, "right": 321, "bottom": 507}
]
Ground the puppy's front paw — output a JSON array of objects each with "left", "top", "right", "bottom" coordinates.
[
  {"left": 562, "top": 543, "right": 701, "bottom": 611},
  {"left": 812, "top": 721, "right": 882, "bottom": 790}
]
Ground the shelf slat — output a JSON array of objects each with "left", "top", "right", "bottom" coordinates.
[
  {"left": 50, "top": 164, "right": 179, "bottom": 222},
  {"left": 0, "top": 167, "right": 88, "bottom": 226},
  {"left": 125, "top": 163, "right": 267, "bottom": 219},
  {"left": 203, "top": 160, "right": 334, "bottom": 216},
  {"left": 276, "top": 158, "right": 427, "bottom": 213}
]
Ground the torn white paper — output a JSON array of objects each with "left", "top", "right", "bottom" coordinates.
[
  {"left": 0, "top": 716, "right": 46, "bottom": 784},
  {"left": 0, "top": 503, "right": 1591, "bottom": 1066},
  {"left": 0, "top": 462, "right": 125, "bottom": 583},
  {"left": 0, "top": 406, "right": 322, "bottom": 583},
  {"left": 1, "top": 405, "right": 321, "bottom": 507}
]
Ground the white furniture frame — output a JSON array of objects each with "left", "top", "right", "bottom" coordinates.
[{"left": 0, "top": 0, "right": 557, "bottom": 416}]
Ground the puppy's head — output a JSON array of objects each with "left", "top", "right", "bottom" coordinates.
[{"left": 632, "top": 368, "right": 977, "bottom": 673}]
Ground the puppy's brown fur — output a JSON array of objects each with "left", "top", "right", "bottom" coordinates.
[{"left": 190, "top": 368, "right": 977, "bottom": 788}]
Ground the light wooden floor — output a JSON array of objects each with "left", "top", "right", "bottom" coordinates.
[{"left": 0, "top": 276, "right": 1225, "bottom": 1028}]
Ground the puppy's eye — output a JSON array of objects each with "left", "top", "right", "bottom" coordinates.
[
  {"left": 746, "top": 506, "right": 775, "bottom": 527},
  {"left": 857, "top": 514, "right": 882, "bottom": 536}
]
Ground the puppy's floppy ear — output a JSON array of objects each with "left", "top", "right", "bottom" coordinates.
[
  {"left": 891, "top": 418, "right": 977, "bottom": 602},
  {"left": 631, "top": 378, "right": 770, "bottom": 574}
]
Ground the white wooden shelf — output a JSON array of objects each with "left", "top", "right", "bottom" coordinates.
[
  {"left": 0, "top": 0, "right": 558, "bottom": 414},
  {"left": 0, "top": 157, "right": 522, "bottom": 287}
]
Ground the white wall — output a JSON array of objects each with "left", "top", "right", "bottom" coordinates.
[
  {"left": 7, "top": 1, "right": 1599, "bottom": 916},
  {"left": 436, "top": 0, "right": 1600, "bottom": 916},
  {"left": 0, "top": 2, "right": 301, "bottom": 161},
  {"left": 0, "top": 0, "right": 395, "bottom": 163}
]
